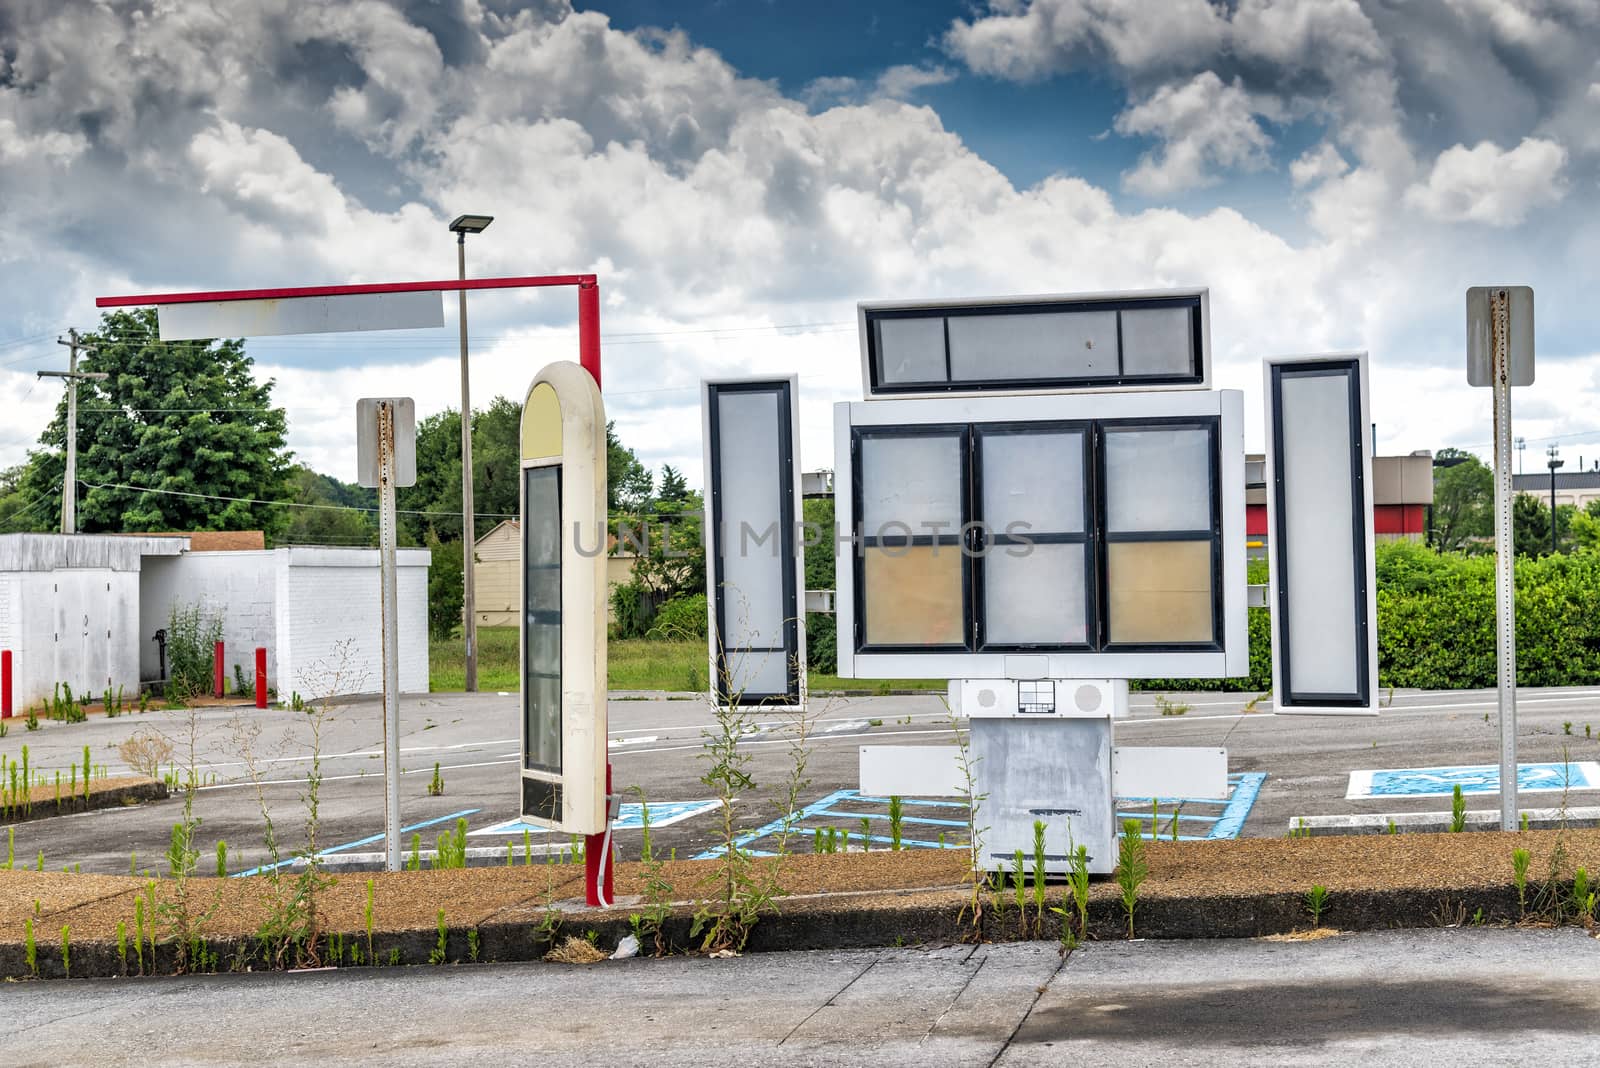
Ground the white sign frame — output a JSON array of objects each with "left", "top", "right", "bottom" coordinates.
[
  {"left": 519, "top": 361, "right": 609, "bottom": 835},
  {"left": 1263, "top": 352, "right": 1380, "bottom": 716},
  {"left": 857, "top": 288, "right": 1211, "bottom": 400},
  {"left": 700, "top": 375, "right": 807, "bottom": 708},
  {"left": 833, "top": 388, "right": 1247, "bottom": 680}
]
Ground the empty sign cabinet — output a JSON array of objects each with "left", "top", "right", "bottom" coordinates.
[
  {"left": 833, "top": 388, "right": 1247, "bottom": 681},
  {"left": 1263, "top": 353, "right": 1379, "bottom": 715},
  {"left": 702, "top": 377, "right": 806, "bottom": 707}
]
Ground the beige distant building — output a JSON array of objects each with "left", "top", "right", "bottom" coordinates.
[{"left": 472, "top": 520, "right": 637, "bottom": 626}]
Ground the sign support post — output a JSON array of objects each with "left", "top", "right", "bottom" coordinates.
[
  {"left": 1468, "top": 284, "right": 1534, "bottom": 832},
  {"left": 377, "top": 400, "right": 403, "bottom": 871},
  {"left": 1489, "top": 291, "right": 1518, "bottom": 832},
  {"left": 359, "top": 397, "right": 417, "bottom": 872}
]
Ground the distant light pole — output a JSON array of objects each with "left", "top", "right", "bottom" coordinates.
[
  {"left": 449, "top": 213, "right": 493, "bottom": 692},
  {"left": 1547, "top": 446, "right": 1564, "bottom": 554},
  {"left": 1516, "top": 436, "right": 1525, "bottom": 475}
]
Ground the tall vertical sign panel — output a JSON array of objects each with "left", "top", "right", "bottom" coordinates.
[
  {"left": 702, "top": 377, "right": 805, "bottom": 707},
  {"left": 1264, "top": 353, "right": 1379, "bottom": 715},
  {"left": 520, "top": 361, "right": 609, "bottom": 833}
]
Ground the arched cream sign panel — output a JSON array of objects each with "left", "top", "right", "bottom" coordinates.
[{"left": 520, "top": 361, "right": 608, "bottom": 834}]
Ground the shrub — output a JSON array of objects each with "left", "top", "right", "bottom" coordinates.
[
  {"left": 610, "top": 580, "right": 656, "bottom": 639},
  {"left": 165, "top": 604, "right": 222, "bottom": 702},
  {"left": 646, "top": 593, "right": 707, "bottom": 640}
]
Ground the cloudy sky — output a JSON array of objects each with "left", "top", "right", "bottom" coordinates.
[{"left": 3, "top": 0, "right": 1599, "bottom": 492}]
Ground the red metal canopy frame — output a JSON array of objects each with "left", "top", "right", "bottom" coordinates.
[
  {"left": 96, "top": 274, "right": 603, "bottom": 388},
  {"left": 98, "top": 272, "right": 610, "bottom": 902}
]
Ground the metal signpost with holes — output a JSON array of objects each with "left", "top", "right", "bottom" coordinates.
[
  {"left": 1466, "top": 285, "right": 1535, "bottom": 831},
  {"left": 519, "top": 361, "right": 614, "bottom": 906},
  {"left": 356, "top": 397, "right": 417, "bottom": 871}
]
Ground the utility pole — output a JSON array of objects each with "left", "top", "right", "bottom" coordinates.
[{"left": 38, "top": 329, "right": 108, "bottom": 534}]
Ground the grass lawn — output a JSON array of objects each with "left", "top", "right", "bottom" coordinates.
[{"left": 429, "top": 627, "right": 941, "bottom": 694}]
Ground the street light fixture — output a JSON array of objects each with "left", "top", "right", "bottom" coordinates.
[{"left": 450, "top": 213, "right": 494, "bottom": 692}]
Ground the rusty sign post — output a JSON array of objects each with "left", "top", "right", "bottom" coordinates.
[
  {"left": 1467, "top": 286, "right": 1534, "bottom": 832},
  {"left": 358, "top": 397, "right": 417, "bottom": 870}
]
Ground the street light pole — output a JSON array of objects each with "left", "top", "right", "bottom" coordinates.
[
  {"left": 449, "top": 214, "right": 494, "bottom": 693},
  {"left": 1548, "top": 446, "right": 1564, "bottom": 555},
  {"left": 40, "top": 328, "right": 107, "bottom": 534}
]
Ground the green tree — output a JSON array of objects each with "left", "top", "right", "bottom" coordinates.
[
  {"left": 18, "top": 309, "right": 292, "bottom": 536},
  {"left": 0, "top": 464, "right": 50, "bottom": 533},
  {"left": 1430, "top": 449, "right": 1491, "bottom": 551},
  {"left": 608, "top": 422, "right": 653, "bottom": 513},
  {"left": 1513, "top": 493, "right": 1572, "bottom": 556},
  {"left": 279, "top": 466, "right": 377, "bottom": 546},
  {"left": 397, "top": 396, "right": 522, "bottom": 546},
  {"left": 657, "top": 464, "right": 689, "bottom": 504}
]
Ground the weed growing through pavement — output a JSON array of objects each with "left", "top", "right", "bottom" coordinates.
[
  {"left": 1012, "top": 849, "right": 1027, "bottom": 923},
  {"left": 1115, "top": 819, "right": 1148, "bottom": 940},
  {"left": 117, "top": 921, "right": 128, "bottom": 975},
  {"left": 468, "top": 928, "right": 481, "bottom": 963},
  {"left": 1520, "top": 812, "right": 1529, "bottom": 831},
  {"left": 1512, "top": 847, "right": 1531, "bottom": 917},
  {"left": 859, "top": 816, "right": 872, "bottom": 850},
  {"left": 408, "top": 833, "right": 422, "bottom": 871},
  {"left": 156, "top": 700, "right": 220, "bottom": 973},
  {"left": 1386, "top": 819, "right": 1398, "bottom": 835},
  {"left": 1571, "top": 867, "right": 1596, "bottom": 924},
  {"left": 691, "top": 637, "right": 815, "bottom": 955},
  {"left": 1031, "top": 820, "right": 1047, "bottom": 935},
  {"left": 1449, "top": 784, "right": 1467, "bottom": 833},
  {"left": 427, "top": 762, "right": 444, "bottom": 797},
  {"left": 946, "top": 698, "right": 989, "bottom": 941},
  {"left": 60, "top": 925, "right": 69, "bottom": 978},
  {"left": 365, "top": 878, "right": 376, "bottom": 964},
  {"left": 1305, "top": 884, "right": 1329, "bottom": 927},
  {"left": 24, "top": 917, "right": 36, "bottom": 977},
  {"left": 631, "top": 787, "right": 676, "bottom": 956},
  {"left": 134, "top": 897, "right": 145, "bottom": 975},
  {"left": 888, "top": 795, "right": 904, "bottom": 850},
  {"left": 1154, "top": 695, "right": 1189, "bottom": 716},
  {"left": 215, "top": 840, "right": 227, "bottom": 878},
  {"left": 430, "top": 909, "right": 448, "bottom": 965},
  {"left": 433, "top": 817, "right": 469, "bottom": 869}
]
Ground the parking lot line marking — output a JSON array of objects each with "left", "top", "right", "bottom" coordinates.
[
  {"left": 467, "top": 800, "right": 719, "bottom": 836},
  {"left": 1116, "top": 772, "right": 1267, "bottom": 841},
  {"left": 232, "top": 808, "right": 482, "bottom": 877}
]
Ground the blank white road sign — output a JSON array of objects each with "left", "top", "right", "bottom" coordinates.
[
  {"left": 1466, "top": 285, "right": 1534, "bottom": 387},
  {"left": 1264, "top": 352, "right": 1379, "bottom": 715},
  {"left": 158, "top": 290, "right": 444, "bottom": 341}
]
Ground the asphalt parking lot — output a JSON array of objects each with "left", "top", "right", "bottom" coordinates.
[{"left": 6, "top": 684, "right": 1600, "bottom": 875}]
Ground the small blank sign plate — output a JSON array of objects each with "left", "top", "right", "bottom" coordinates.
[
  {"left": 1112, "top": 746, "right": 1228, "bottom": 800},
  {"left": 859, "top": 745, "right": 964, "bottom": 797},
  {"left": 356, "top": 397, "right": 417, "bottom": 488},
  {"left": 1466, "top": 285, "right": 1534, "bottom": 387}
]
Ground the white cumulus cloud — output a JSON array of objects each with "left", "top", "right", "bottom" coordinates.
[{"left": 1404, "top": 137, "right": 1569, "bottom": 226}]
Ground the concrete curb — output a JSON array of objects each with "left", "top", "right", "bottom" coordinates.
[
  {"left": 0, "top": 778, "right": 169, "bottom": 826},
  {"left": 0, "top": 879, "right": 1547, "bottom": 981}
]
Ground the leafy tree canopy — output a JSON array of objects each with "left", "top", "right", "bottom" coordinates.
[
  {"left": 17, "top": 308, "right": 292, "bottom": 537},
  {"left": 1430, "top": 448, "right": 1492, "bottom": 551}
]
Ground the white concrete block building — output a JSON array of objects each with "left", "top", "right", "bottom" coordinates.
[{"left": 0, "top": 534, "right": 430, "bottom": 709}]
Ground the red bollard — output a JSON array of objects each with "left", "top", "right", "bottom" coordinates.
[
  {"left": 255, "top": 647, "right": 267, "bottom": 710},
  {"left": 584, "top": 763, "right": 615, "bottom": 907},
  {"left": 213, "top": 640, "right": 225, "bottom": 698},
  {"left": 2, "top": 649, "right": 11, "bottom": 719}
]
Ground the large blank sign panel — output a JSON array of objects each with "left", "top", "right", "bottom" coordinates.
[
  {"left": 834, "top": 390, "right": 1247, "bottom": 681},
  {"left": 1265, "top": 353, "right": 1379, "bottom": 715},
  {"left": 703, "top": 378, "right": 804, "bottom": 706},
  {"left": 859, "top": 289, "right": 1209, "bottom": 399}
]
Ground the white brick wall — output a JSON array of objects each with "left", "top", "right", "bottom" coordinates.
[
  {"left": 139, "top": 552, "right": 277, "bottom": 686},
  {"left": 274, "top": 547, "right": 431, "bottom": 700}
]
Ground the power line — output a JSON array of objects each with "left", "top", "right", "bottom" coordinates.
[{"left": 79, "top": 480, "right": 517, "bottom": 520}]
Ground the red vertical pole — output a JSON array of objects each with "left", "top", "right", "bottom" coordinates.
[
  {"left": 213, "top": 640, "right": 225, "bottom": 698},
  {"left": 1, "top": 650, "right": 11, "bottom": 719},
  {"left": 255, "top": 647, "right": 267, "bottom": 710},
  {"left": 580, "top": 277, "right": 608, "bottom": 907},
  {"left": 578, "top": 280, "right": 601, "bottom": 389},
  {"left": 584, "top": 763, "right": 614, "bottom": 907}
]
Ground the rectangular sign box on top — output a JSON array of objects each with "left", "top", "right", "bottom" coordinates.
[{"left": 158, "top": 290, "right": 444, "bottom": 341}]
